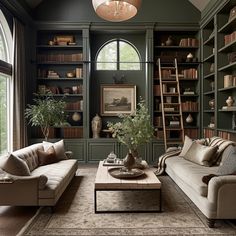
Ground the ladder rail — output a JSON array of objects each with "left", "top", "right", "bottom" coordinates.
[{"left": 158, "top": 58, "right": 184, "bottom": 151}]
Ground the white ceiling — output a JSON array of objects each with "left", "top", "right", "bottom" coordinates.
[{"left": 24, "top": 0, "right": 211, "bottom": 11}]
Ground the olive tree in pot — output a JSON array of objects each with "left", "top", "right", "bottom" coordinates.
[{"left": 25, "top": 93, "right": 66, "bottom": 140}]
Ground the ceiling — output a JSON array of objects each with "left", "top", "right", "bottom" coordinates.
[{"left": 24, "top": 0, "right": 211, "bottom": 11}]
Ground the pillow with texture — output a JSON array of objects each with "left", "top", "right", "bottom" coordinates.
[
  {"left": 217, "top": 151, "right": 236, "bottom": 175},
  {"left": 37, "top": 146, "right": 57, "bottom": 166},
  {"left": 179, "top": 135, "right": 193, "bottom": 157},
  {"left": 183, "top": 141, "right": 218, "bottom": 166},
  {"left": 43, "top": 140, "right": 66, "bottom": 161},
  {"left": 2, "top": 154, "right": 31, "bottom": 176}
]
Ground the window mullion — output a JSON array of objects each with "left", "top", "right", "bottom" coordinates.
[{"left": 117, "top": 40, "right": 120, "bottom": 70}]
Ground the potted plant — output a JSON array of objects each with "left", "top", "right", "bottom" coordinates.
[
  {"left": 25, "top": 93, "right": 66, "bottom": 140},
  {"left": 107, "top": 100, "right": 154, "bottom": 170}
]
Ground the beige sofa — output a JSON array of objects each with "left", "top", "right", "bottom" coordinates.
[
  {"left": 0, "top": 142, "right": 78, "bottom": 206},
  {"left": 164, "top": 137, "right": 236, "bottom": 227}
]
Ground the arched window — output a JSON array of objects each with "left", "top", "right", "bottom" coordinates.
[
  {"left": 96, "top": 39, "right": 141, "bottom": 70},
  {"left": 0, "top": 10, "right": 12, "bottom": 155}
]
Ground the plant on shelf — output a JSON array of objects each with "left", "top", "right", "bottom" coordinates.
[
  {"left": 25, "top": 93, "right": 67, "bottom": 140},
  {"left": 107, "top": 100, "right": 154, "bottom": 170}
]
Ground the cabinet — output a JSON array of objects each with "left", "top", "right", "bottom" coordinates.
[
  {"left": 33, "top": 30, "right": 87, "bottom": 139},
  {"left": 201, "top": 0, "right": 236, "bottom": 141},
  {"left": 217, "top": 1, "right": 236, "bottom": 140},
  {"left": 202, "top": 18, "right": 216, "bottom": 138},
  {"left": 153, "top": 30, "right": 200, "bottom": 140}
]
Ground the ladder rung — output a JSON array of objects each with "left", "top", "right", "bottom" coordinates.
[
  {"left": 163, "top": 103, "right": 180, "bottom": 105},
  {"left": 162, "top": 81, "right": 177, "bottom": 84},
  {"left": 161, "top": 67, "right": 175, "bottom": 69},
  {"left": 164, "top": 114, "right": 181, "bottom": 117},
  {"left": 166, "top": 127, "right": 182, "bottom": 131},
  {"left": 163, "top": 93, "right": 179, "bottom": 96}
]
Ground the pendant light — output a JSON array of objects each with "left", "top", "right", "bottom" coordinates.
[{"left": 92, "top": 0, "right": 142, "bottom": 22}]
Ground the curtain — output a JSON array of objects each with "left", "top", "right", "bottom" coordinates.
[{"left": 11, "top": 18, "right": 27, "bottom": 150}]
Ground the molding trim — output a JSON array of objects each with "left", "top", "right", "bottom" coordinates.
[{"left": 200, "top": 0, "right": 228, "bottom": 26}]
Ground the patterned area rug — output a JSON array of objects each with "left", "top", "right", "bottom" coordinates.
[{"left": 20, "top": 166, "right": 236, "bottom": 236}]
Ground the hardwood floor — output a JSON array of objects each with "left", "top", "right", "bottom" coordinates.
[{"left": 0, "top": 206, "right": 38, "bottom": 236}]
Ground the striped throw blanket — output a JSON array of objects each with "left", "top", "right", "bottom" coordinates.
[{"left": 154, "top": 136, "right": 235, "bottom": 176}]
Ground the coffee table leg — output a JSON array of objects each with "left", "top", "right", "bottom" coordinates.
[{"left": 94, "top": 189, "right": 97, "bottom": 213}]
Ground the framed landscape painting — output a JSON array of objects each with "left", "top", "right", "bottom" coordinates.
[{"left": 100, "top": 84, "right": 136, "bottom": 116}]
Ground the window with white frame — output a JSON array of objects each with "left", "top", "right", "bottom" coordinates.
[
  {"left": 96, "top": 39, "right": 141, "bottom": 70},
  {"left": 0, "top": 10, "right": 12, "bottom": 155}
]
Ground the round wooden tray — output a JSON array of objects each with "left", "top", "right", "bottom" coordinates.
[{"left": 108, "top": 167, "right": 145, "bottom": 179}]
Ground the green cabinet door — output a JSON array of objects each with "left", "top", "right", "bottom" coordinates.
[{"left": 151, "top": 141, "right": 165, "bottom": 165}]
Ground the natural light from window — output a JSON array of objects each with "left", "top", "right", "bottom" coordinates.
[
  {"left": 0, "top": 10, "right": 12, "bottom": 155},
  {"left": 96, "top": 39, "right": 141, "bottom": 70}
]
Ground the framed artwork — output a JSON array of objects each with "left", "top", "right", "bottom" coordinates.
[{"left": 100, "top": 84, "right": 136, "bottom": 116}]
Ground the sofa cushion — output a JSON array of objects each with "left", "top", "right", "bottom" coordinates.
[
  {"left": 37, "top": 146, "right": 58, "bottom": 166},
  {"left": 2, "top": 154, "right": 31, "bottom": 176},
  {"left": 43, "top": 140, "right": 67, "bottom": 161},
  {"left": 217, "top": 151, "right": 236, "bottom": 175},
  {"left": 12, "top": 143, "right": 44, "bottom": 171},
  {"left": 179, "top": 135, "right": 193, "bottom": 157},
  {"left": 31, "top": 159, "right": 78, "bottom": 198},
  {"left": 165, "top": 156, "right": 218, "bottom": 197},
  {"left": 183, "top": 141, "right": 218, "bottom": 166},
  {"left": 217, "top": 144, "right": 236, "bottom": 166}
]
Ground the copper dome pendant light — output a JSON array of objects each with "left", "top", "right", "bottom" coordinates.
[{"left": 92, "top": 0, "right": 142, "bottom": 22}]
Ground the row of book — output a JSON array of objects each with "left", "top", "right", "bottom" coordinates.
[
  {"left": 37, "top": 53, "right": 83, "bottom": 62},
  {"left": 181, "top": 68, "right": 198, "bottom": 79},
  {"left": 37, "top": 68, "right": 83, "bottom": 78},
  {"left": 184, "top": 128, "right": 198, "bottom": 139},
  {"left": 218, "top": 131, "right": 236, "bottom": 141},
  {"left": 224, "top": 31, "right": 236, "bottom": 45},
  {"left": 38, "top": 85, "right": 83, "bottom": 95},
  {"left": 63, "top": 127, "right": 83, "bottom": 138},
  {"left": 65, "top": 101, "right": 83, "bottom": 111},
  {"left": 179, "top": 38, "right": 199, "bottom": 47},
  {"left": 203, "top": 128, "right": 215, "bottom": 138},
  {"left": 181, "top": 101, "right": 198, "bottom": 112}
]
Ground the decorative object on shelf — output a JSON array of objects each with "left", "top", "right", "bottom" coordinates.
[
  {"left": 91, "top": 114, "right": 102, "bottom": 138},
  {"left": 48, "top": 41, "right": 54, "bottom": 46},
  {"left": 72, "top": 112, "right": 82, "bottom": 122},
  {"left": 226, "top": 96, "right": 234, "bottom": 107},
  {"left": 209, "top": 63, "right": 214, "bottom": 73},
  {"left": 224, "top": 75, "right": 233, "bottom": 88},
  {"left": 66, "top": 71, "right": 75, "bottom": 78},
  {"left": 210, "top": 81, "right": 215, "bottom": 91},
  {"left": 53, "top": 35, "right": 75, "bottom": 45},
  {"left": 113, "top": 73, "right": 125, "bottom": 84},
  {"left": 228, "top": 6, "right": 236, "bottom": 22},
  {"left": 100, "top": 84, "right": 136, "bottom": 116},
  {"left": 186, "top": 53, "right": 193, "bottom": 62},
  {"left": 186, "top": 114, "right": 193, "bottom": 124},
  {"left": 107, "top": 100, "right": 154, "bottom": 170},
  {"left": 165, "top": 36, "right": 174, "bottom": 46},
  {"left": 92, "top": 0, "right": 142, "bottom": 22},
  {"left": 209, "top": 99, "right": 215, "bottom": 110},
  {"left": 25, "top": 93, "right": 66, "bottom": 140}
]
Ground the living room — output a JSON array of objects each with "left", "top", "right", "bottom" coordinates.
[{"left": 1, "top": 0, "right": 236, "bottom": 235}]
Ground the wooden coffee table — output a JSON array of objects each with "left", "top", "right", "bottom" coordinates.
[{"left": 94, "top": 161, "right": 162, "bottom": 213}]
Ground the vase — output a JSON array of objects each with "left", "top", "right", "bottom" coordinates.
[
  {"left": 131, "top": 149, "right": 142, "bottom": 165},
  {"left": 165, "top": 36, "right": 173, "bottom": 46},
  {"left": 186, "top": 114, "right": 193, "bottom": 124},
  {"left": 91, "top": 114, "right": 102, "bottom": 138},
  {"left": 123, "top": 151, "right": 135, "bottom": 171},
  {"left": 226, "top": 96, "right": 234, "bottom": 107}
]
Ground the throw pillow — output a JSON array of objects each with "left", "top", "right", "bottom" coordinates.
[
  {"left": 217, "top": 151, "right": 236, "bottom": 175},
  {"left": 43, "top": 140, "right": 66, "bottom": 161},
  {"left": 2, "top": 154, "right": 31, "bottom": 176},
  {"left": 37, "top": 146, "right": 57, "bottom": 166},
  {"left": 183, "top": 141, "right": 218, "bottom": 166},
  {"left": 179, "top": 135, "right": 193, "bottom": 157}
]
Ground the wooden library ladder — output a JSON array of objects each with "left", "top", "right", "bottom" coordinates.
[{"left": 157, "top": 58, "right": 185, "bottom": 151}]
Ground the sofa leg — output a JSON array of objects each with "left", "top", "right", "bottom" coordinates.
[{"left": 207, "top": 218, "right": 215, "bottom": 228}]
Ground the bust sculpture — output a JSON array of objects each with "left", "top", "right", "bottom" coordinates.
[{"left": 91, "top": 114, "right": 102, "bottom": 138}]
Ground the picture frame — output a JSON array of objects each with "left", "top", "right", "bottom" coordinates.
[{"left": 100, "top": 84, "right": 136, "bottom": 116}]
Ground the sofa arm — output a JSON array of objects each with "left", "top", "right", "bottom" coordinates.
[
  {"left": 0, "top": 175, "right": 44, "bottom": 205},
  {"left": 208, "top": 175, "right": 236, "bottom": 218}
]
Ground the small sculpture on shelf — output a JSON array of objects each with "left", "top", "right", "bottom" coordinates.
[
  {"left": 186, "top": 114, "right": 193, "bottom": 124},
  {"left": 226, "top": 96, "right": 234, "bottom": 107},
  {"left": 92, "top": 114, "right": 102, "bottom": 138},
  {"left": 209, "top": 99, "right": 215, "bottom": 110},
  {"left": 165, "top": 36, "right": 174, "bottom": 46}
]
